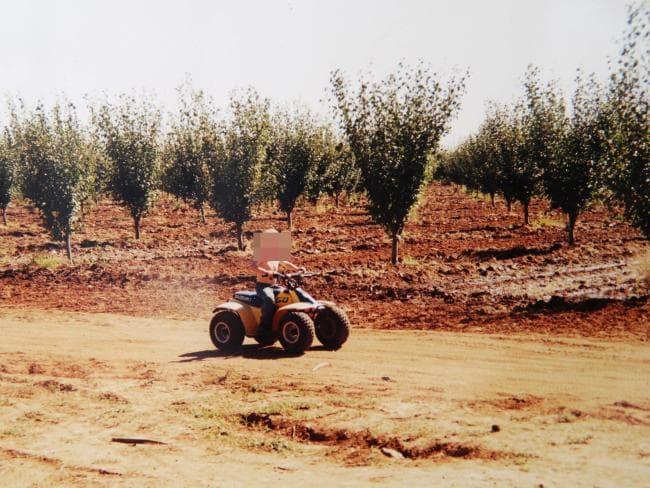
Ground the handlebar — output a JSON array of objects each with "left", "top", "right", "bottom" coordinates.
[
  {"left": 272, "top": 271, "right": 319, "bottom": 289},
  {"left": 274, "top": 271, "right": 318, "bottom": 280}
]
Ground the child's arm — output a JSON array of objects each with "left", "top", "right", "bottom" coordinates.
[
  {"left": 282, "top": 261, "right": 305, "bottom": 272},
  {"left": 252, "top": 261, "right": 276, "bottom": 276}
]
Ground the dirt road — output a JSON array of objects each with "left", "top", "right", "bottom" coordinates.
[{"left": 0, "top": 308, "right": 648, "bottom": 487}]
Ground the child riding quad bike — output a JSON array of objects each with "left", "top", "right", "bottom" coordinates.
[{"left": 209, "top": 271, "right": 350, "bottom": 354}]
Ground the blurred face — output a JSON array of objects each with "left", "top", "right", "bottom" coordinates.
[{"left": 253, "top": 231, "right": 291, "bottom": 261}]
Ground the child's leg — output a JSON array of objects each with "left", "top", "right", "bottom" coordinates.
[{"left": 256, "top": 284, "right": 275, "bottom": 332}]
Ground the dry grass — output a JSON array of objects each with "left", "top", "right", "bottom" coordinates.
[
  {"left": 31, "top": 255, "right": 66, "bottom": 270},
  {"left": 532, "top": 214, "right": 565, "bottom": 229},
  {"left": 638, "top": 249, "right": 650, "bottom": 290}
]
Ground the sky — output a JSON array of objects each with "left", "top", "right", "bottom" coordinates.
[{"left": 0, "top": 0, "right": 630, "bottom": 147}]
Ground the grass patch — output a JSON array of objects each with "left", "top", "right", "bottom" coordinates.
[
  {"left": 567, "top": 435, "right": 592, "bottom": 445},
  {"left": 315, "top": 202, "right": 333, "bottom": 214},
  {"left": 31, "top": 255, "right": 66, "bottom": 269},
  {"left": 401, "top": 255, "right": 419, "bottom": 266},
  {"left": 246, "top": 437, "right": 292, "bottom": 452},
  {"left": 532, "top": 215, "right": 565, "bottom": 229}
]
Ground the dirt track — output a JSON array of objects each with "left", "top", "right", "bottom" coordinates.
[{"left": 1, "top": 308, "right": 649, "bottom": 487}]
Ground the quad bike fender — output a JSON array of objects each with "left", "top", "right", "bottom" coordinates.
[
  {"left": 272, "top": 302, "right": 318, "bottom": 333},
  {"left": 213, "top": 302, "right": 259, "bottom": 337},
  {"left": 317, "top": 300, "right": 337, "bottom": 309}
]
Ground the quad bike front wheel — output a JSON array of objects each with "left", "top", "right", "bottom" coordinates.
[
  {"left": 209, "top": 311, "right": 245, "bottom": 353},
  {"left": 278, "top": 312, "right": 314, "bottom": 354},
  {"left": 315, "top": 305, "right": 350, "bottom": 350}
]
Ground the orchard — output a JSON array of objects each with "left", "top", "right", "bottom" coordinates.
[{"left": 0, "top": 6, "right": 647, "bottom": 261}]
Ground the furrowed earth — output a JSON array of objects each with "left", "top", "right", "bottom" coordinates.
[{"left": 1, "top": 184, "right": 648, "bottom": 486}]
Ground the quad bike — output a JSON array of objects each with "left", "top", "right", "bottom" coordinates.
[{"left": 209, "top": 272, "right": 350, "bottom": 354}]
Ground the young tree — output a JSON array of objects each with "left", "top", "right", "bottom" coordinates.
[
  {"left": 434, "top": 148, "right": 468, "bottom": 187},
  {"left": 512, "top": 67, "right": 566, "bottom": 225},
  {"left": 93, "top": 95, "right": 161, "bottom": 239},
  {"left": 455, "top": 133, "right": 493, "bottom": 201},
  {"left": 0, "top": 130, "right": 15, "bottom": 225},
  {"left": 77, "top": 131, "right": 110, "bottom": 220},
  {"left": 209, "top": 89, "right": 271, "bottom": 250},
  {"left": 542, "top": 74, "right": 605, "bottom": 244},
  {"left": 603, "top": 4, "right": 649, "bottom": 238},
  {"left": 332, "top": 64, "right": 466, "bottom": 264},
  {"left": 490, "top": 106, "right": 522, "bottom": 213},
  {"left": 267, "top": 109, "right": 321, "bottom": 229},
  {"left": 320, "top": 133, "right": 360, "bottom": 207},
  {"left": 446, "top": 137, "right": 480, "bottom": 192},
  {"left": 161, "top": 83, "right": 216, "bottom": 223},
  {"left": 476, "top": 114, "right": 505, "bottom": 207},
  {"left": 11, "top": 103, "right": 86, "bottom": 262},
  {"left": 304, "top": 149, "right": 329, "bottom": 204},
  {"left": 304, "top": 128, "right": 360, "bottom": 206}
]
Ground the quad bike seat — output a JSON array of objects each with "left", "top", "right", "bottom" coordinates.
[{"left": 233, "top": 291, "right": 263, "bottom": 307}]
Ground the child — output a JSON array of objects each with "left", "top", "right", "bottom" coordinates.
[{"left": 252, "top": 229, "right": 304, "bottom": 333}]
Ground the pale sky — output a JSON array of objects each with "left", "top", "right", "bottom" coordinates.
[{"left": 0, "top": 0, "right": 629, "bottom": 147}]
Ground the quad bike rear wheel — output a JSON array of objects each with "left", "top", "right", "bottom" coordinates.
[
  {"left": 315, "top": 305, "right": 350, "bottom": 350},
  {"left": 209, "top": 311, "right": 245, "bottom": 353},
  {"left": 278, "top": 312, "right": 314, "bottom": 354}
]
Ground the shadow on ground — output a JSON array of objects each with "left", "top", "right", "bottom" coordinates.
[{"left": 176, "top": 344, "right": 331, "bottom": 362}]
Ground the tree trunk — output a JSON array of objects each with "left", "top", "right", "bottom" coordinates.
[
  {"left": 134, "top": 215, "right": 141, "bottom": 240},
  {"left": 567, "top": 211, "right": 578, "bottom": 245},
  {"left": 236, "top": 222, "right": 245, "bottom": 250},
  {"left": 287, "top": 210, "right": 292, "bottom": 230},
  {"left": 2, "top": 207, "right": 6, "bottom": 226},
  {"left": 199, "top": 205, "right": 206, "bottom": 224},
  {"left": 65, "top": 229, "right": 73, "bottom": 264},
  {"left": 490, "top": 193, "right": 495, "bottom": 208},
  {"left": 523, "top": 202, "right": 530, "bottom": 225},
  {"left": 335, "top": 193, "right": 340, "bottom": 207},
  {"left": 391, "top": 231, "right": 400, "bottom": 265},
  {"left": 506, "top": 199, "right": 512, "bottom": 213}
]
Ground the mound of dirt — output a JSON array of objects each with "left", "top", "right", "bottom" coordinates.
[{"left": 240, "top": 412, "right": 505, "bottom": 461}]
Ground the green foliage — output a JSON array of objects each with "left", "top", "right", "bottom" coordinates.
[
  {"left": 77, "top": 130, "right": 110, "bottom": 217},
  {"left": 514, "top": 66, "right": 566, "bottom": 223},
  {"left": 475, "top": 112, "right": 505, "bottom": 203},
  {"left": 603, "top": 4, "right": 649, "bottom": 238},
  {"left": 93, "top": 95, "right": 161, "bottom": 239},
  {"left": 489, "top": 106, "right": 523, "bottom": 211},
  {"left": 161, "top": 82, "right": 217, "bottom": 222},
  {"left": 443, "top": 67, "right": 567, "bottom": 225},
  {"left": 444, "top": 124, "right": 500, "bottom": 203},
  {"left": 0, "top": 130, "right": 15, "bottom": 224},
  {"left": 304, "top": 127, "right": 359, "bottom": 206},
  {"left": 318, "top": 132, "right": 360, "bottom": 206},
  {"left": 332, "top": 63, "right": 466, "bottom": 264},
  {"left": 10, "top": 102, "right": 86, "bottom": 261},
  {"left": 209, "top": 89, "right": 271, "bottom": 250},
  {"left": 266, "top": 108, "right": 321, "bottom": 228},
  {"left": 542, "top": 74, "right": 605, "bottom": 244}
]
